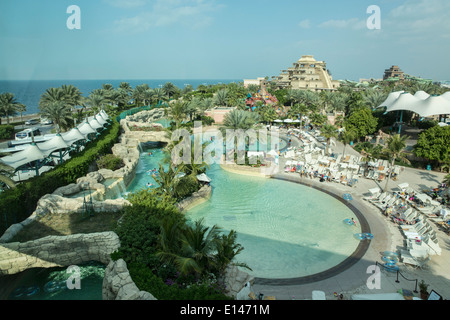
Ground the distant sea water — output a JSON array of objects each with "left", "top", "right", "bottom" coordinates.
[{"left": 0, "top": 79, "right": 241, "bottom": 115}]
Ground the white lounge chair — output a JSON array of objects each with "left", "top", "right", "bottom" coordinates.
[{"left": 400, "top": 251, "right": 431, "bottom": 269}]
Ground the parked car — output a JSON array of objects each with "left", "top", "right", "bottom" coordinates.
[
  {"left": 40, "top": 118, "right": 53, "bottom": 125},
  {"left": 25, "top": 119, "right": 39, "bottom": 125}
]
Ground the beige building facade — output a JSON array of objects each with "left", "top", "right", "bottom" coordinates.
[{"left": 274, "top": 55, "right": 340, "bottom": 91}]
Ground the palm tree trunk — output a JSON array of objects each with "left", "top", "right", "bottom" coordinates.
[{"left": 384, "top": 157, "right": 396, "bottom": 192}]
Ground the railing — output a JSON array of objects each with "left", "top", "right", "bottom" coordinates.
[{"left": 375, "top": 261, "right": 418, "bottom": 293}]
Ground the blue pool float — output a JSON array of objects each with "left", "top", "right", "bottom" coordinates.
[
  {"left": 343, "top": 219, "right": 354, "bottom": 226},
  {"left": 384, "top": 263, "right": 399, "bottom": 272},
  {"left": 343, "top": 193, "right": 353, "bottom": 201},
  {"left": 354, "top": 233, "right": 366, "bottom": 240},
  {"left": 364, "top": 233, "right": 374, "bottom": 240},
  {"left": 382, "top": 256, "right": 398, "bottom": 264}
]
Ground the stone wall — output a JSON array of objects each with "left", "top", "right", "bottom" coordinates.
[
  {"left": 176, "top": 185, "right": 212, "bottom": 213},
  {"left": 102, "top": 259, "right": 156, "bottom": 300},
  {"left": 0, "top": 232, "right": 120, "bottom": 276}
]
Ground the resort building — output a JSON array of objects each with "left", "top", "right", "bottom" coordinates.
[
  {"left": 383, "top": 65, "right": 405, "bottom": 81},
  {"left": 273, "top": 55, "right": 340, "bottom": 92}
]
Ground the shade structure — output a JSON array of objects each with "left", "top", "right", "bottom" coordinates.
[
  {"left": 284, "top": 119, "right": 293, "bottom": 123},
  {"left": 99, "top": 110, "right": 110, "bottom": 120},
  {"left": 274, "top": 119, "right": 283, "bottom": 123},
  {"left": 377, "top": 91, "right": 404, "bottom": 108},
  {"left": 293, "top": 119, "right": 301, "bottom": 123},
  {"left": 414, "top": 95, "right": 450, "bottom": 117},
  {"left": 382, "top": 91, "right": 450, "bottom": 117},
  {"left": 414, "top": 90, "right": 430, "bottom": 100},
  {"left": 88, "top": 116, "right": 104, "bottom": 130},
  {"left": 61, "top": 127, "right": 87, "bottom": 146},
  {"left": 0, "top": 143, "right": 47, "bottom": 170},
  {"left": 37, "top": 134, "right": 70, "bottom": 157},
  {"left": 442, "top": 91, "right": 450, "bottom": 101},
  {"left": 94, "top": 114, "right": 108, "bottom": 126},
  {"left": 385, "top": 92, "right": 421, "bottom": 114},
  {"left": 196, "top": 173, "right": 211, "bottom": 182},
  {"left": 78, "top": 121, "right": 96, "bottom": 136}
]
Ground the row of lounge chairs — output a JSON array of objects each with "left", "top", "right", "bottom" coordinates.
[{"left": 366, "top": 186, "right": 444, "bottom": 269}]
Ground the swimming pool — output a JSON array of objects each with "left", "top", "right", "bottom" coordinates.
[
  {"left": 185, "top": 165, "right": 362, "bottom": 279},
  {"left": 8, "top": 262, "right": 105, "bottom": 300},
  {"left": 127, "top": 145, "right": 363, "bottom": 280}
]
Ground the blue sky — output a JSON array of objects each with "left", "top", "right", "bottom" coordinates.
[{"left": 1, "top": 0, "right": 449, "bottom": 81}]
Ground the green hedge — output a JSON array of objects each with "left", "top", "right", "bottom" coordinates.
[
  {"left": 0, "top": 125, "right": 15, "bottom": 140},
  {"left": 0, "top": 119, "right": 121, "bottom": 235}
]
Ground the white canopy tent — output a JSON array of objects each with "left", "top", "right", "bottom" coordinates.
[
  {"left": 0, "top": 143, "right": 49, "bottom": 176},
  {"left": 378, "top": 91, "right": 450, "bottom": 133},
  {"left": 87, "top": 116, "right": 104, "bottom": 130},
  {"left": 414, "top": 95, "right": 450, "bottom": 118},
  {"left": 94, "top": 114, "right": 108, "bottom": 126},
  {"left": 61, "top": 127, "right": 87, "bottom": 147},
  {"left": 78, "top": 121, "right": 97, "bottom": 137},
  {"left": 38, "top": 134, "right": 70, "bottom": 156},
  {"left": 380, "top": 91, "right": 450, "bottom": 117}
]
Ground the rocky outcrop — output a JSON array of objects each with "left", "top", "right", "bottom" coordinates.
[
  {"left": 102, "top": 259, "right": 156, "bottom": 300},
  {"left": 176, "top": 185, "right": 212, "bottom": 213},
  {"left": 222, "top": 265, "right": 255, "bottom": 299},
  {"left": 0, "top": 232, "right": 120, "bottom": 276},
  {"left": 125, "top": 108, "right": 165, "bottom": 123}
]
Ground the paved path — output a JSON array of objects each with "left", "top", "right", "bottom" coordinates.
[{"left": 250, "top": 132, "right": 450, "bottom": 300}]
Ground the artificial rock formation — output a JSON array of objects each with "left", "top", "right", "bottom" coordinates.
[
  {"left": 0, "top": 232, "right": 120, "bottom": 276},
  {"left": 102, "top": 259, "right": 156, "bottom": 300}
]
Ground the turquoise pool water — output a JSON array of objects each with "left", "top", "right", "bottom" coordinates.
[
  {"left": 8, "top": 262, "right": 105, "bottom": 300},
  {"left": 126, "top": 146, "right": 168, "bottom": 193},
  {"left": 128, "top": 145, "right": 362, "bottom": 279},
  {"left": 185, "top": 166, "right": 361, "bottom": 279}
]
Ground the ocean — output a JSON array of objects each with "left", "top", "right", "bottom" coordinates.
[{"left": 0, "top": 79, "right": 241, "bottom": 115}]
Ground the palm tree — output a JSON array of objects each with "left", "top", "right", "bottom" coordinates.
[
  {"left": 40, "top": 87, "right": 65, "bottom": 109},
  {"left": 61, "top": 84, "right": 83, "bottom": 108},
  {"left": 198, "top": 97, "right": 214, "bottom": 116},
  {"left": 85, "top": 93, "right": 106, "bottom": 115},
  {"left": 40, "top": 100, "right": 73, "bottom": 133},
  {"left": 320, "top": 124, "right": 338, "bottom": 155},
  {"left": 213, "top": 230, "right": 251, "bottom": 274},
  {"left": 214, "top": 89, "right": 229, "bottom": 108},
  {"left": 131, "top": 84, "right": 150, "bottom": 108},
  {"left": 329, "top": 93, "right": 347, "bottom": 115},
  {"left": 221, "top": 109, "right": 259, "bottom": 131},
  {"left": 164, "top": 100, "right": 187, "bottom": 129},
  {"left": 119, "top": 82, "right": 133, "bottom": 94},
  {"left": 163, "top": 82, "right": 178, "bottom": 101},
  {"left": 319, "top": 91, "right": 334, "bottom": 114},
  {"left": 172, "top": 219, "right": 223, "bottom": 276},
  {"left": 185, "top": 96, "right": 201, "bottom": 121},
  {"left": 363, "top": 90, "right": 387, "bottom": 110},
  {"left": 0, "top": 93, "right": 23, "bottom": 124},
  {"left": 152, "top": 87, "right": 166, "bottom": 106},
  {"left": 339, "top": 128, "right": 356, "bottom": 158},
  {"left": 382, "top": 134, "right": 411, "bottom": 192}
]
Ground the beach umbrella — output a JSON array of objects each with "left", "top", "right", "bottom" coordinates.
[
  {"left": 274, "top": 119, "right": 283, "bottom": 123},
  {"left": 196, "top": 173, "right": 211, "bottom": 183},
  {"left": 284, "top": 119, "right": 293, "bottom": 123}
]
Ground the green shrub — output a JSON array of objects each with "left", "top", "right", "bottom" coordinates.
[
  {"left": 128, "top": 262, "right": 232, "bottom": 300},
  {"left": 0, "top": 125, "right": 15, "bottom": 140},
  {"left": 97, "top": 154, "right": 124, "bottom": 171}
]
